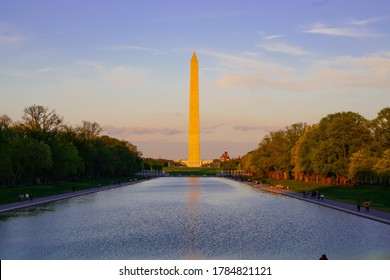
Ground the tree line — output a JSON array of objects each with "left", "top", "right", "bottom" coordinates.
[
  {"left": 0, "top": 105, "right": 143, "bottom": 186},
  {"left": 240, "top": 108, "right": 390, "bottom": 186}
]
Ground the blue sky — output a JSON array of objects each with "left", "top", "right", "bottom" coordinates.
[{"left": 1, "top": 0, "right": 390, "bottom": 159}]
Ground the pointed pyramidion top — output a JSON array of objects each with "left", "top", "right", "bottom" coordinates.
[{"left": 191, "top": 51, "right": 198, "bottom": 61}]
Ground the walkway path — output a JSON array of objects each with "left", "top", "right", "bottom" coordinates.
[
  {"left": 242, "top": 180, "right": 390, "bottom": 226},
  {"left": 0, "top": 179, "right": 146, "bottom": 213}
]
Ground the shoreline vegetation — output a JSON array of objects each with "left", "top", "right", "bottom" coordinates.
[
  {"left": 1, "top": 106, "right": 389, "bottom": 213},
  {"left": 0, "top": 169, "right": 389, "bottom": 213},
  {"left": 0, "top": 105, "right": 143, "bottom": 188},
  {"left": 254, "top": 178, "right": 390, "bottom": 213},
  {"left": 0, "top": 177, "right": 139, "bottom": 205},
  {"left": 1, "top": 172, "right": 389, "bottom": 214},
  {"left": 240, "top": 108, "right": 390, "bottom": 188},
  {"left": 163, "top": 167, "right": 390, "bottom": 212},
  {"left": 237, "top": 108, "right": 390, "bottom": 212}
]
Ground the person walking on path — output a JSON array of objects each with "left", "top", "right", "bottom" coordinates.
[
  {"left": 356, "top": 200, "right": 361, "bottom": 212},
  {"left": 364, "top": 200, "right": 371, "bottom": 212}
]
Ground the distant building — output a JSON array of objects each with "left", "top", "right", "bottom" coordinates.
[
  {"left": 219, "top": 151, "right": 230, "bottom": 162},
  {"left": 173, "top": 159, "right": 218, "bottom": 168},
  {"left": 168, "top": 160, "right": 186, "bottom": 167}
]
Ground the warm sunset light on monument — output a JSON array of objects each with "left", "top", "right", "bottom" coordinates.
[
  {"left": 2, "top": 2, "right": 390, "bottom": 271},
  {"left": 187, "top": 52, "right": 201, "bottom": 167}
]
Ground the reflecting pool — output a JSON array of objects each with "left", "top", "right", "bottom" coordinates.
[{"left": 1, "top": 177, "right": 389, "bottom": 259}]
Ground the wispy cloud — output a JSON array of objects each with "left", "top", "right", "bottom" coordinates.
[
  {"left": 202, "top": 49, "right": 312, "bottom": 91},
  {"left": 75, "top": 61, "right": 146, "bottom": 87},
  {"left": 371, "top": 50, "right": 390, "bottom": 58},
  {"left": 205, "top": 49, "right": 390, "bottom": 93},
  {"left": 347, "top": 16, "right": 388, "bottom": 26},
  {"left": 105, "top": 66, "right": 145, "bottom": 87},
  {"left": 0, "top": 35, "right": 25, "bottom": 45},
  {"left": 304, "top": 23, "right": 381, "bottom": 37},
  {"left": 215, "top": 72, "right": 312, "bottom": 91},
  {"left": 109, "top": 45, "right": 163, "bottom": 54},
  {"left": 201, "top": 67, "right": 227, "bottom": 72},
  {"left": 233, "top": 125, "right": 265, "bottom": 131},
  {"left": 103, "top": 125, "right": 184, "bottom": 137},
  {"left": 38, "top": 67, "right": 53, "bottom": 73},
  {"left": 202, "top": 124, "right": 224, "bottom": 134},
  {"left": 0, "top": 23, "right": 26, "bottom": 45},
  {"left": 259, "top": 43, "right": 308, "bottom": 55},
  {"left": 263, "top": 34, "right": 284, "bottom": 40},
  {"left": 233, "top": 125, "right": 281, "bottom": 133},
  {"left": 200, "top": 49, "right": 292, "bottom": 73},
  {"left": 309, "top": 55, "right": 390, "bottom": 91},
  {"left": 76, "top": 60, "right": 104, "bottom": 71}
]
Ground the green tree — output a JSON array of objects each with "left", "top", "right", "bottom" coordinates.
[
  {"left": 313, "top": 112, "right": 372, "bottom": 183},
  {"left": 221, "top": 159, "right": 239, "bottom": 170},
  {"left": 73, "top": 121, "right": 102, "bottom": 179},
  {"left": 14, "top": 138, "right": 53, "bottom": 184},
  {"left": 247, "top": 123, "right": 307, "bottom": 179},
  {"left": 0, "top": 120, "right": 14, "bottom": 185},
  {"left": 76, "top": 121, "right": 102, "bottom": 141},
  {"left": 348, "top": 149, "right": 378, "bottom": 184},
  {"left": 240, "top": 151, "right": 256, "bottom": 175},
  {"left": 19, "top": 105, "right": 63, "bottom": 141},
  {"left": 49, "top": 137, "right": 84, "bottom": 180},
  {"left": 1, "top": 106, "right": 144, "bottom": 186},
  {"left": 251, "top": 135, "right": 274, "bottom": 177},
  {"left": 0, "top": 114, "right": 13, "bottom": 129},
  {"left": 374, "top": 149, "right": 390, "bottom": 185},
  {"left": 372, "top": 107, "right": 390, "bottom": 151},
  {"left": 292, "top": 125, "right": 320, "bottom": 182}
]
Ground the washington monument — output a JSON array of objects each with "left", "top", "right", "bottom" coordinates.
[{"left": 187, "top": 52, "right": 201, "bottom": 167}]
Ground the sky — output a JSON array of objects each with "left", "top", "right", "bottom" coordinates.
[{"left": 1, "top": 0, "right": 390, "bottom": 160}]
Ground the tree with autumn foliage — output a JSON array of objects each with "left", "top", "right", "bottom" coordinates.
[{"left": 242, "top": 108, "right": 390, "bottom": 186}]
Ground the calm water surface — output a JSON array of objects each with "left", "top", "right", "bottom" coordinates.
[{"left": 1, "top": 177, "right": 389, "bottom": 259}]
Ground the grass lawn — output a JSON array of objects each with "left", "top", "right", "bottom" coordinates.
[
  {"left": 262, "top": 178, "right": 390, "bottom": 212},
  {"left": 0, "top": 178, "right": 132, "bottom": 205}
]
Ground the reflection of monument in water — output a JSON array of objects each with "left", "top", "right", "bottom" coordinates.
[{"left": 185, "top": 52, "right": 201, "bottom": 167}]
